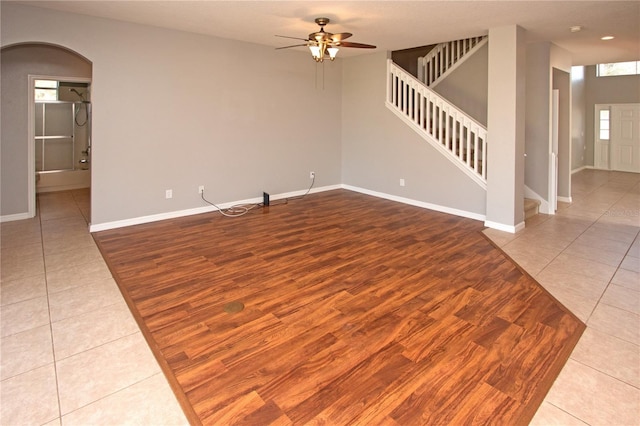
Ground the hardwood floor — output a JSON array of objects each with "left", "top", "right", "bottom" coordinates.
[{"left": 92, "top": 190, "right": 585, "bottom": 425}]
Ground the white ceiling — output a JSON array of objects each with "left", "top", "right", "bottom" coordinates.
[{"left": 12, "top": 0, "right": 640, "bottom": 66}]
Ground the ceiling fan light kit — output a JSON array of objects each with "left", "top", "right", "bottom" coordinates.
[{"left": 276, "top": 17, "right": 376, "bottom": 63}]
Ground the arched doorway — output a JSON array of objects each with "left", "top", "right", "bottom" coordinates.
[{"left": 0, "top": 43, "right": 92, "bottom": 222}]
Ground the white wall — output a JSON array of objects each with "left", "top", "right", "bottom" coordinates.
[
  {"left": 341, "top": 51, "right": 486, "bottom": 217},
  {"left": 1, "top": 3, "right": 342, "bottom": 226}
]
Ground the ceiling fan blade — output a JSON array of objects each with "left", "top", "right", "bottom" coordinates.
[
  {"left": 275, "top": 35, "right": 309, "bottom": 41},
  {"left": 338, "top": 41, "right": 377, "bottom": 49},
  {"left": 275, "top": 44, "right": 309, "bottom": 50},
  {"left": 331, "top": 32, "right": 352, "bottom": 42}
]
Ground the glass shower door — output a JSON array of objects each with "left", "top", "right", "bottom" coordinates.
[{"left": 35, "top": 101, "right": 75, "bottom": 172}]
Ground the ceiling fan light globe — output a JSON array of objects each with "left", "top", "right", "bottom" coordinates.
[
  {"left": 327, "top": 47, "right": 339, "bottom": 59},
  {"left": 309, "top": 45, "right": 321, "bottom": 58}
]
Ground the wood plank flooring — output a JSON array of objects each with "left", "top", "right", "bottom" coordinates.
[{"left": 93, "top": 190, "right": 584, "bottom": 425}]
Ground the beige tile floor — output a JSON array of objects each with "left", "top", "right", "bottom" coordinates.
[
  {"left": 0, "top": 190, "right": 188, "bottom": 425},
  {"left": 484, "top": 169, "right": 640, "bottom": 425},
  {"left": 1, "top": 169, "right": 638, "bottom": 425}
]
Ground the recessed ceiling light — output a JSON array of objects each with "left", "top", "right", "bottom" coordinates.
[
  {"left": 601, "top": 36, "right": 615, "bottom": 41},
  {"left": 570, "top": 26, "right": 582, "bottom": 33}
]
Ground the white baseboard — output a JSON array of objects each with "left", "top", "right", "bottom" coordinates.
[
  {"left": 484, "top": 220, "right": 525, "bottom": 234},
  {"left": 0, "top": 212, "right": 35, "bottom": 223},
  {"left": 89, "top": 184, "right": 341, "bottom": 233},
  {"left": 341, "top": 184, "right": 486, "bottom": 222},
  {"left": 571, "top": 165, "right": 594, "bottom": 174},
  {"left": 557, "top": 196, "right": 572, "bottom": 203},
  {"left": 89, "top": 205, "right": 216, "bottom": 233}
]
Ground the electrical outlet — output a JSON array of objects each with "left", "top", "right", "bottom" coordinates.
[
  {"left": 400, "top": 178, "right": 405, "bottom": 187},
  {"left": 165, "top": 189, "right": 173, "bottom": 199},
  {"left": 310, "top": 171, "right": 315, "bottom": 179},
  {"left": 198, "top": 185, "right": 205, "bottom": 194}
]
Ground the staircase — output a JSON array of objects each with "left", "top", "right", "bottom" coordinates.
[
  {"left": 386, "top": 59, "right": 487, "bottom": 188},
  {"left": 417, "top": 36, "right": 487, "bottom": 87},
  {"left": 524, "top": 198, "right": 541, "bottom": 219},
  {"left": 388, "top": 35, "right": 544, "bottom": 229}
]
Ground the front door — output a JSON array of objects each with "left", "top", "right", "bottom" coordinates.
[{"left": 610, "top": 104, "right": 640, "bottom": 172}]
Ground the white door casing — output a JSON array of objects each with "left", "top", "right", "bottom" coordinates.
[{"left": 549, "top": 90, "right": 559, "bottom": 213}]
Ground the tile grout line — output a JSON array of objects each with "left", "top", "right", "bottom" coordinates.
[
  {"left": 545, "top": 400, "right": 592, "bottom": 426},
  {"left": 549, "top": 173, "right": 640, "bottom": 422},
  {"left": 38, "top": 194, "right": 64, "bottom": 424},
  {"left": 42, "top": 189, "right": 167, "bottom": 421},
  {"left": 551, "top": 175, "right": 639, "bottom": 331},
  {"left": 550, "top": 177, "right": 636, "bottom": 324},
  {"left": 568, "top": 356, "right": 640, "bottom": 391}
]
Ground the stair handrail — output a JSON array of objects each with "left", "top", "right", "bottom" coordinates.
[
  {"left": 417, "top": 36, "right": 487, "bottom": 87},
  {"left": 386, "top": 59, "right": 487, "bottom": 188}
]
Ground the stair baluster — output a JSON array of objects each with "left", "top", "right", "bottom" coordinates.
[
  {"left": 418, "top": 36, "right": 487, "bottom": 87},
  {"left": 386, "top": 60, "right": 487, "bottom": 188}
]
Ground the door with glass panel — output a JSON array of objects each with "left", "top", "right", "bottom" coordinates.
[{"left": 594, "top": 105, "right": 611, "bottom": 170}]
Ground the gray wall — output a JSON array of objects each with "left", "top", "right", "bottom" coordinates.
[
  {"left": 571, "top": 66, "right": 586, "bottom": 170},
  {"left": 524, "top": 42, "right": 572, "bottom": 203},
  {"left": 433, "top": 42, "right": 488, "bottom": 125},
  {"left": 342, "top": 51, "right": 486, "bottom": 216},
  {"left": 553, "top": 68, "right": 571, "bottom": 198},
  {"left": 524, "top": 42, "right": 551, "bottom": 199},
  {"left": 1, "top": 3, "right": 342, "bottom": 226},
  {"left": 486, "top": 25, "right": 526, "bottom": 229},
  {"left": 583, "top": 65, "right": 640, "bottom": 166},
  {"left": 1, "top": 44, "right": 91, "bottom": 216}
]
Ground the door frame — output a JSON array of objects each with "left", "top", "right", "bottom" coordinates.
[
  {"left": 549, "top": 89, "right": 559, "bottom": 213},
  {"left": 27, "top": 74, "right": 92, "bottom": 218}
]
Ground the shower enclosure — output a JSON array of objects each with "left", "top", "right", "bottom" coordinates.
[{"left": 34, "top": 80, "right": 91, "bottom": 192}]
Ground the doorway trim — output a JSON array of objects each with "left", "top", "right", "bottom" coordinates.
[
  {"left": 549, "top": 89, "right": 559, "bottom": 213},
  {"left": 27, "top": 74, "right": 92, "bottom": 218}
]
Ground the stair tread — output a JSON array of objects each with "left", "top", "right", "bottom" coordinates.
[
  {"left": 524, "top": 198, "right": 540, "bottom": 219},
  {"left": 524, "top": 198, "right": 541, "bottom": 209}
]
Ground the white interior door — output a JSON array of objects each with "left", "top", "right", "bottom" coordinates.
[
  {"left": 610, "top": 104, "right": 640, "bottom": 172},
  {"left": 594, "top": 105, "right": 611, "bottom": 170}
]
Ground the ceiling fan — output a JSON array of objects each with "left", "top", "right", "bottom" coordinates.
[{"left": 276, "top": 17, "right": 376, "bottom": 62}]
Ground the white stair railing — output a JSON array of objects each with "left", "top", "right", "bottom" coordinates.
[
  {"left": 417, "top": 36, "right": 487, "bottom": 87},
  {"left": 386, "top": 59, "right": 487, "bottom": 188}
]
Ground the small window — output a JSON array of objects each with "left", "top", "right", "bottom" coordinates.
[
  {"left": 596, "top": 61, "right": 640, "bottom": 77},
  {"left": 35, "top": 79, "right": 58, "bottom": 101},
  {"left": 599, "top": 109, "right": 610, "bottom": 140}
]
